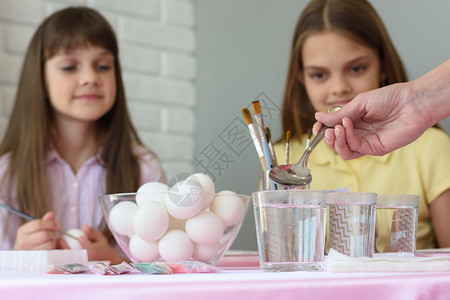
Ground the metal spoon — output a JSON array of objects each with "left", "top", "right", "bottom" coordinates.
[{"left": 269, "top": 105, "right": 342, "bottom": 187}]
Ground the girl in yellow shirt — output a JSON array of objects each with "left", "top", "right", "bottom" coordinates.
[{"left": 274, "top": 0, "right": 450, "bottom": 250}]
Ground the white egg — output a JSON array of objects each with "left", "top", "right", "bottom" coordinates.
[
  {"left": 158, "top": 230, "right": 194, "bottom": 261},
  {"left": 214, "top": 190, "right": 236, "bottom": 196},
  {"left": 109, "top": 201, "right": 139, "bottom": 236},
  {"left": 136, "top": 182, "right": 169, "bottom": 206},
  {"left": 166, "top": 178, "right": 204, "bottom": 219},
  {"left": 129, "top": 234, "right": 160, "bottom": 262},
  {"left": 210, "top": 190, "right": 245, "bottom": 226},
  {"left": 192, "top": 242, "right": 221, "bottom": 262},
  {"left": 188, "top": 173, "right": 215, "bottom": 209},
  {"left": 133, "top": 202, "right": 169, "bottom": 242},
  {"left": 185, "top": 211, "right": 224, "bottom": 245},
  {"left": 63, "top": 228, "right": 86, "bottom": 249}
]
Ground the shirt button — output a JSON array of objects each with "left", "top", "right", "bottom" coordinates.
[
  {"left": 73, "top": 182, "right": 78, "bottom": 188},
  {"left": 71, "top": 206, "right": 78, "bottom": 213}
]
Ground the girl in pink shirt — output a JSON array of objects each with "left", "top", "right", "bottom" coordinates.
[{"left": 0, "top": 7, "right": 166, "bottom": 264}]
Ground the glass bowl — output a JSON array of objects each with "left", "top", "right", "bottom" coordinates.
[{"left": 99, "top": 191, "right": 250, "bottom": 265}]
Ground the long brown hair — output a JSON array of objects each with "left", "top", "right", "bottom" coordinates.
[
  {"left": 281, "top": 0, "right": 408, "bottom": 139},
  {"left": 0, "top": 7, "right": 143, "bottom": 223}
]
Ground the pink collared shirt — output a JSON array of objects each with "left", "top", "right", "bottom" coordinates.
[{"left": 0, "top": 145, "right": 166, "bottom": 249}]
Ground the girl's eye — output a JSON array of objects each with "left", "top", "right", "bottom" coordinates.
[
  {"left": 310, "top": 72, "right": 327, "bottom": 81},
  {"left": 349, "top": 65, "right": 366, "bottom": 74},
  {"left": 97, "top": 64, "right": 112, "bottom": 71},
  {"left": 61, "top": 66, "right": 76, "bottom": 72}
]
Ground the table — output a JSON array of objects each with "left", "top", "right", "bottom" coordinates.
[{"left": 1, "top": 254, "right": 449, "bottom": 300}]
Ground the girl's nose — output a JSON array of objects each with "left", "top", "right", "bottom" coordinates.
[
  {"left": 79, "top": 67, "right": 100, "bottom": 86},
  {"left": 331, "top": 75, "right": 351, "bottom": 96}
]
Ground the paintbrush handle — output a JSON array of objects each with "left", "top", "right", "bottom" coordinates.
[
  {"left": 261, "top": 140, "right": 273, "bottom": 170},
  {"left": 248, "top": 125, "right": 267, "bottom": 170},
  {"left": 285, "top": 143, "right": 290, "bottom": 165},
  {"left": 0, "top": 202, "right": 79, "bottom": 241},
  {"left": 0, "top": 202, "right": 35, "bottom": 221},
  {"left": 267, "top": 140, "right": 278, "bottom": 167},
  {"left": 259, "top": 157, "right": 267, "bottom": 170},
  {"left": 253, "top": 114, "right": 272, "bottom": 167}
]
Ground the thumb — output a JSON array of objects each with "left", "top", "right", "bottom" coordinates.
[
  {"left": 81, "top": 224, "right": 102, "bottom": 242},
  {"left": 42, "top": 211, "right": 55, "bottom": 221},
  {"left": 315, "top": 100, "right": 365, "bottom": 127},
  {"left": 42, "top": 211, "right": 61, "bottom": 231},
  {"left": 315, "top": 110, "right": 344, "bottom": 127}
]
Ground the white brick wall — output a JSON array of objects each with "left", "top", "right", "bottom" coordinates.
[{"left": 0, "top": 0, "right": 196, "bottom": 181}]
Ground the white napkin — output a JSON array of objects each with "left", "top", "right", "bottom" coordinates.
[{"left": 326, "top": 249, "right": 450, "bottom": 273}]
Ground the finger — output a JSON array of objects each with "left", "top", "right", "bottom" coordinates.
[
  {"left": 56, "top": 236, "right": 70, "bottom": 249},
  {"left": 315, "top": 98, "right": 366, "bottom": 127},
  {"left": 78, "top": 225, "right": 110, "bottom": 262},
  {"left": 339, "top": 118, "right": 365, "bottom": 159},
  {"left": 42, "top": 211, "right": 55, "bottom": 221},
  {"left": 26, "top": 211, "right": 60, "bottom": 233},
  {"left": 324, "top": 128, "right": 336, "bottom": 149},
  {"left": 324, "top": 129, "right": 338, "bottom": 153},
  {"left": 341, "top": 118, "right": 361, "bottom": 152},
  {"left": 16, "top": 211, "right": 60, "bottom": 249},
  {"left": 33, "top": 239, "right": 58, "bottom": 250},
  {"left": 77, "top": 235, "right": 90, "bottom": 250},
  {"left": 315, "top": 110, "right": 344, "bottom": 127},
  {"left": 25, "top": 229, "right": 58, "bottom": 249},
  {"left": 312, "top": 122, "right": 322, "bottom": 136},
  {"left": 79, "top": 224, "right": 103, "bottom": 246},
  {"left": 334, "top": 125, "right": 362, "bottom": 160},
  {"left": 16, "top": 220, "right": 59, "bottom": 240},
  {"left": 77, "top": 226, "right": 92, "bottom": 248},
  {"left": 81, "top": 224, "right": 98, "bottom": 240},
  {"left": 43, "top": 211, "right": 62, "bottom": 231}
]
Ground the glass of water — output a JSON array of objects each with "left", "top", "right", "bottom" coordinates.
[
  {"left": 375, "top": 194, "right": 419, "bottom": 255},
  {"left": 327, "top": 192, "right": 377, "bottom": 257},
  {"left": 252, "top": 190, "right": 327, "bottom": 272}
]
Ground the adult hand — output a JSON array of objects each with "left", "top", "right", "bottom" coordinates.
[
  {"left": 13, "top": 211, "right": 61, "bottom": 250},
  {"left": 314, "top": 82, "right": 430, "bottom": 159},
  {"left": 314, "top": 59, "right": 450, "bottom": 159}
]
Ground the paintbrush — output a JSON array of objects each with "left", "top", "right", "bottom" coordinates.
[
  {"left": 251, "top": 101, "right": 277, "bottom": 190},
  {"left": 242, "top": 108, "right": 267, "bottom": 170},
  {"left": 0, "top": 202, "right": 78, "bottom": 240},
  {"left": 265, "top": 126, "right": 278, "bottom": 167},
  {"left": 285, "top": 130, "right": 291, "bottom": 165},
  {"left": 251, "top": 101, "right": 274, "bottom": 170}
]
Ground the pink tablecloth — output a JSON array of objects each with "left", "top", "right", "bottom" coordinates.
[{"left": 1, "top": 255, "right": 450, "bottom": 300}]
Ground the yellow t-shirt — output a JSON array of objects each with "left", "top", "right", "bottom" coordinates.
[{"left": 273, "top": 127, "right": 450, "bottom": 249}]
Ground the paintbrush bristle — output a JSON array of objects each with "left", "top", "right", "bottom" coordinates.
[
  {"left": 265, "top": 126, "right": 271, "bottom": 140},
  {"left": 286, "top": 130, "right": 291, "bottom": 142},
  {"left": 241, "top": 108, "right": 253, "bottom": 125},
  {"left": 252, "top": 100, "right": 262, "bottom": 114}
]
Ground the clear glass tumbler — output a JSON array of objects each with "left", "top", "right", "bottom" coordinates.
[
  {"left": 375, "top": 194, "right": 419, "bottom": 256},
  {"left": 252, "top": 190, "right": 327, "bottom": 272},
  {"left": 327, "top": 192, "right": 377, "bottom": 257}
]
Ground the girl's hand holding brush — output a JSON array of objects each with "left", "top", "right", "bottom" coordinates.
[{"left": 13, "top": 211, "right": 69, "bottom": 250}]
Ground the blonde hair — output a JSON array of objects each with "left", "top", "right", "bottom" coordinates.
[{"left": 281, "top": 0, "right": 408, "bottom": 139}]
